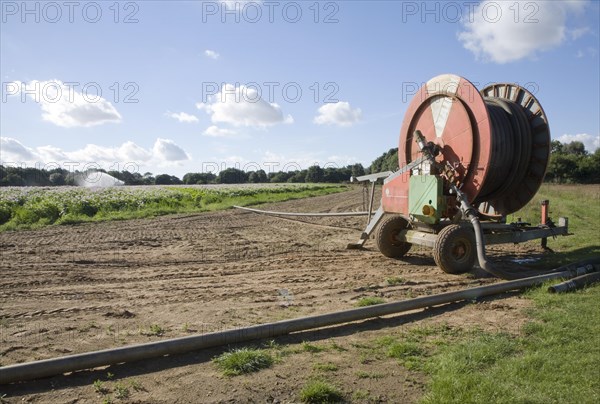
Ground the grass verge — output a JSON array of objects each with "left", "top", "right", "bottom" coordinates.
[
  {"left": 421, "top": 283, "right": 600, "bottom": 403},
  {"left": 507, "top": 184, "right": 600, "bottom": 265}
]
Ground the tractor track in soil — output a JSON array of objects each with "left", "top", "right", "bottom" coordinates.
[{"left": 1, "top": 188, "right": 544, "bottom": 403}]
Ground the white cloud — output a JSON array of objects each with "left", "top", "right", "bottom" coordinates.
[
  {"left": 12, "top": 80, "right": 121, "bottom": 127},
  {"left": 166, "top": 111, "right": 199, "bottom": 123},
  {"left": 557, "top": 133, "right": 600, "bottom": 152},
  {"left": 0, "top": 137, "right": 36, "bottom": 160},
  {"left": 196, "top": 83, "right": 293, "bottom": 128},
  {"left": 204, "top": 49, "right": 220, "bottom": 60},
  {"left": 203, "top": 125, "right": 237, "bottom": 137},
  {"left": 458, "top": 1, "right": 588, "bottom": 63},
  {"left": 0, "top": 137, "right": 190, "bottom": 166},
  {"left": 314, "top": 101, "right": 362, "bottom": 127},
  {"left": 152, "top": 138, "right": 190, "bottom": 161},
  {"left": 36, "top": 145, "right": 69, "bottom": 161},
  {"left": 118, "top": 141, "right": 154, "bottom": 161}
]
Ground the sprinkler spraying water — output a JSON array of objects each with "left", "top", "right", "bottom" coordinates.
[{"left": 75, "top": 171, "right": 124, "bottom": 187}]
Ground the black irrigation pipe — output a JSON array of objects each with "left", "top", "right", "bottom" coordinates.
[{"left": 548, "top": 271, "right": 600, "bottom": 293}]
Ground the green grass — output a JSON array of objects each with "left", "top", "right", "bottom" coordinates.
[
  {"left": 0, "top": 184, "right": 348, "bottom": 232},
  {"left": 301, "top": 341, "right": 327, "bottom": 353},
  {"left": 372, "top": 185, "right": 600, "bottom": 402},
  {"left": 352, "top": 389, "right": 370, "bottom": 401},
  {"left": 356, "top": 296, "right": 386, "bottom": 307},
  {"left": 299, "top": 379, "right": 344, "bottom": 403},
  {"left": 421, "top": 284, "right": 600, "bottom": 403},
  {"left": 386, "top": 276, "right": 405, "bottom": 286},
  {"left": 313, "top": 362, "right": 338, "bottom": 372},
  {"left": 113, "top": 383, "right": 130, "bottom": 399},
  {"left": 141, "top": 324, "right": 165, "bottom": 336},
  {"left": 213, "top": 347, "right": 274, "bottom": 376},
  {"left": 374, "top": 335, "right": 427, "bottom": 370},
  {"left": 506, "top": 184, "right": 600, "bottom": 266},
  {"left": 356, "top": 371, "right": 385, "bottom": 379},
  {"left": 93, "top": 379, "right": 108, "bottom": 394}
]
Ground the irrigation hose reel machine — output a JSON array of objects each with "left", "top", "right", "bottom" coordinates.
[{"left": 349, "top": 74, "right": 569, "bottom": 275}]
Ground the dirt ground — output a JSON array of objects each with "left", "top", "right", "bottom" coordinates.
[{"left": 1, "top": 188, "right": 550, "bottom": 403}]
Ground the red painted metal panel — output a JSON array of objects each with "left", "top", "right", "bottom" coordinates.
[{"left": 383, "top": 74, "right": 492, "bottom": 214}]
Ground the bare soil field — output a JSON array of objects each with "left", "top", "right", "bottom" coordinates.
[{"left": 1, "top": 188, "right": 548, "bottom": 403}]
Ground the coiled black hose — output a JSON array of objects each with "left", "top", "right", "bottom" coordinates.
[{"left": 477, "top": 98, "right": 533, "bottom": 202}]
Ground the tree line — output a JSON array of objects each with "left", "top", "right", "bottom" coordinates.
[
  {"left": 545, "top": 140, "right": 599, "bottom": 183},
  {"left": 0, "top": 164, "right": 366, "bottom": 187},
  {"left": 1, "top": 140, "right": 597, "bottom": 187}
]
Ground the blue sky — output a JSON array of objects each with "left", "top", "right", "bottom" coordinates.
[{"left": 1, "top": 0, "right": 599, "bottom": 177}]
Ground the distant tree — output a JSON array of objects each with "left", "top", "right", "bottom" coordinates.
[
  {"left": 142, "top": 173, "right": 155, "bottom": 185},
  {"left": 21, "top": 167, "right": 50, "bottom": 186},
  {"left": 576, "top": 149, "right": 600, "bottom": 183},
  {"left": 6, "top": 173, "right": 26, "bottom": 187},
  {"left": 546, "top": 154, "right": 579, "bottom": 183},
  {"left": 350, "top": 163, "right": 365, "bottom": 178},
  {"left": 65, "top": 172, "right": 77, "bottom": 186},
  {"left": 384, "top": 151, "right": 399, "bottom": 171},
  {"left": 49, "top": 172, "right": 65, "bottom": 186},
  {"left": 183, "top": 173, "right": 203, "bottom": 184},
  {"left": 217, "top": 168, "right": 247, "bottom": 184},
  {"left": 287, "top": 170, "right": 307, "bottom": 183},
  {"left": 563, "top": 141, "right": 587, "bottom": 156},
  {"left": 305, "top": 165, "right": 324, "bottom": 183},
  {"left": 196, "top": 173, "right": 216, "bottom": 184},
  {"left": 155, "top": 174, "right": 182, "bottom": 185},
  {"left": 130, "top": 172, "right": 145, "bottom": 185},
  {"left": 323, "top": 167, "right": 343, "bottom": 183},
  {"left": 154, "top": 174, "right": 171, "bottom": 185},
  {"left": 544, "top": 140, "right": 599, "bottom": 183},
  {"left": 5, "top": 173, "right": 25, "bottom": 186},
  {"left": 550, "top": 140, "right": 563, "bottom": 154},
  {"left": 248, "top": 171, "right": 259, "bottom": 183},
  {"left": 370, "top": 148, "right": 398, "bottom": 173},
  {"left": 118, "top": 170, "right": 144, "bottom": 185},
  {"left": 255, "top": 169, "right": 268, "bottom": 183},
  {"left": 269, "top": 171, "right": 293, "bottom": 183}
]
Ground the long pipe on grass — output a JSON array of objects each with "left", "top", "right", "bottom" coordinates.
[
  {"left": 548, "top": 271, "right": 600, "bottom": 293},
  {"left": 1, "top": 260, "right": 598, "bottom": 385}
]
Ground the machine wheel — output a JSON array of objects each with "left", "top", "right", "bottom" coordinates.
[
  {"left": 375, "top": 215, "right": 412, "bottom": 258},
  {"left": 433, "top": 224, "right": 476, "bottom": 274}
]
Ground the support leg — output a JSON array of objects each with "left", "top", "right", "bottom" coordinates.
[{"left": 347, "top": 206, "right": 385, "bottom": 249}]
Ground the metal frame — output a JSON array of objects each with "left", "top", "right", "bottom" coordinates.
[
  {"left": 393, "top": 218, "right": 569, "bottom": 249},
  {"left": 347, "top": 157, "right": 431, "bottom": 249},
  {"left": 348, "top": 130, "right": 569, "bottom": 255}
]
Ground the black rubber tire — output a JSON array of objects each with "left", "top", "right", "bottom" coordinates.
[
  {"left": 375, "top": 215, "right": 412, "bottom": 258},
  {"left": 433, "top": 224, "right": 476, "bottom": 274}
]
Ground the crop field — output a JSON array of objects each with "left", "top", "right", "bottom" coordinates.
[
  {"left": 0, "top": 184, "right": 599, "bottom": 403},
  {"left": 0, "top": 184, "right": 347, "bottom": 231}
]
